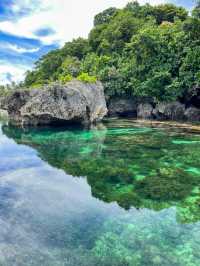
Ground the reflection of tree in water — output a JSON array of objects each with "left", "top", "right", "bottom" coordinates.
[{"left": 3, "top": 122, "right": 200, "bottom": 224}]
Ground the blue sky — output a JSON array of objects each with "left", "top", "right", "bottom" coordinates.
[{"left": 0, "top": 0, "right": 195, "bottom": 85}]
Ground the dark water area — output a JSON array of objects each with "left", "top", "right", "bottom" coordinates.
[{"left": 0, "top": 118, "right": 200, "bottom": 266}]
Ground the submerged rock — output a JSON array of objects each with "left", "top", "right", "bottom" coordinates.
[{"left": 2, "top": 81, "right": 107, "bottom": 126}]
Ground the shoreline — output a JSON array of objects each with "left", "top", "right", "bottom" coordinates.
[
  {"left": 104, "top": 117, "right": 200, "bottom": 133},
  {"left": 132, "top": 119, "right": 200, "bottom": 133},
  {"left": 1, "top": 114, "right": 200, "bottom": 133}
]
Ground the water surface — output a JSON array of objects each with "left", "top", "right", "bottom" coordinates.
[{"left": 0, "top": 119, "right": 200, "bottom": 266}]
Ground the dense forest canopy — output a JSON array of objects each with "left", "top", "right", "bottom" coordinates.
[{"left": 14, "top": 1, "right": 200, "bottom": 102}]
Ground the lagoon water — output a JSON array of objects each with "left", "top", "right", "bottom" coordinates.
[{"left": 0, "top": 118, "right": 200, "bottom": 266}]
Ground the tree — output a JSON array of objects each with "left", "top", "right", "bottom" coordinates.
[
  {"left": 58, "top": 56, "right": 81, "bottom": 77},
  {"left": 92, "top": 10, "right": 144, "bottom": 54},
  {"left": 94, "top": 7, "right": 118, "bottom": 26},
  {"left": 62, "top": 38, "right": 90, "bottom": 60},
  {"left": 192, "top": 0, "right": 200, "bottom": 19},
  {"left": 153, "top": 4, "right": 188, "bottom": 24}
]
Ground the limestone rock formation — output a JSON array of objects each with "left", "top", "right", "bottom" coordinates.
[
  {"left": 153, "top": 102, "right": 185, "bottom": 121},
  {"left": 2, "top": 81, "right": 107, "bottom": 126},
  {"left": 137, "top": 103, "right": 154, "bottom": 119},
  {"left": 185, "top": 107, "right": 200, "bottom": 122},
  {"left": 107, "top": 97, "right": 137, "bottom": 117}
]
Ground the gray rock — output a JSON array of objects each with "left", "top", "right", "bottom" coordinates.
[
  {"left": 185, "top": 107, "right": 200, "bottom": 122},
  {"left": 137, "top": 103, "right": 153, "bottom": 119},
  {"left": 107, "top": 97, "right": 137, "bottom": 117},
  {"left": 153, "top": 102, "right": 185, "bottom": 121},
  {"left": 4, "top": 81, "right": 107, "bottom": 126}
]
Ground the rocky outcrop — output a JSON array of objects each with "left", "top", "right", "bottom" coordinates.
[
  {"left": 185, "top": 107, "right": 200, "bottom": 122},
  {"left": 107, "top": 97, "right": 137, "bottom": 117},
  {"left": 136, "top": 102, "right": 200, "bottom": 122},
  {"left": 153, "top": 102, "right": 185, "bottom": 121},
  {"left": 137, "top": 103, "right": 154, "bottom": 119},
  {"left": 2, "top": 81, "right": 107, "bottom": 126},
  {"left": 2, "top": 81, "right": 200, "bottom": 124},
  {"left": 107, "top": 97, "right": 200, "bottom": 122}
]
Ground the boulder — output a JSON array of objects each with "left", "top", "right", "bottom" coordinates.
[
  {"left": 107, "top": 97, "right": 137, "bottom": 117},
  {"left": 4, "top": 81, "right": 107, "bottom": 126},
  {"left": 153, "top": 102, "right": 185, "bottom": 121},
  {"left": 137, "top": 103, "right": 154, "bottom": 119},
  {"left": 185, "top": 107, "right": 200, "bottom": 122}
]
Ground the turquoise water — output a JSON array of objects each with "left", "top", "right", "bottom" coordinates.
[{"left": 0, "top": 118, "right": 200, "bottom": 266}]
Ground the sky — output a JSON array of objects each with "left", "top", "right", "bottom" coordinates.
[{"left": 0, "top": 0, "right": 194, "bottom": 85}]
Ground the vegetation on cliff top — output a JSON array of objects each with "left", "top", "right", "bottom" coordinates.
[{"left": 6, "top": 1, "right": 200, "bottom": 103}]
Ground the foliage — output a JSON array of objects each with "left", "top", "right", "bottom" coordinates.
[
  {"left": 21, "top": 1, "right": 200, "bottom": 103},
  {"left": 94, "top": 7, "right": 118, "bottom": 26},
  {"left": 192, "top": 0, "right": 200, "bottom": 19},
  {"left": 61, "top": 38, "right": 90, "bottom": 60},
  {"left": 59, "top": 74, "right": 73, "bottom": 84},
  {"left": 152, "top": 4, "right": 188, "bottom": 24},
  {"left": 58, "top": 56, "right": 81, "bottom": 78},
  {"left": 0, "top": 85, "right": 9, "bottom": 97},
  {"left": 77, "top": 73, "right": 97, "bottom": 83}
]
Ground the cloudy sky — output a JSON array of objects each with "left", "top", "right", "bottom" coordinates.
[{"left": 0, "top": 0, "right": 194, "bottom": 85}]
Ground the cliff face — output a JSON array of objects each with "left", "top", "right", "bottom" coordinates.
[
  {"left": 107, "top": 98, "right": 200, "bottom": 122},
  {"left": 2, "top": 81, "right": 107, "bottom": 126}
]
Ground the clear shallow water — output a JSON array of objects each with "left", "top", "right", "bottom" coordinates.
[{"left": 0, "top": 119, "right": 200, "bottom": 266}]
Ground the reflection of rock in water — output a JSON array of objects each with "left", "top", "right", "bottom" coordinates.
[
  {"left": 3, "top": 122, "right": 200, "bottom": 224},
  {"left": 2, "top": 123, "right": 107, "bottom": 172}
]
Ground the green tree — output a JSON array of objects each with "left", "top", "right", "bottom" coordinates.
[
  {"left": 58, "top": 56, "right": 81, "bottom": 77},
  {"left": 153, "top": 4, "right": 188, "bottom": 24},
  {"left": 94, "top": 7, "right": 118, "bottom": 26},
  {"left": 62, "top": 38, "right": 90, "bottom": 60},
  {"left": 192, "top": 0, "right": 200, "bottom": 18},
  {"left": 25, "top": 49, "right": 63, "bottom": 86}
]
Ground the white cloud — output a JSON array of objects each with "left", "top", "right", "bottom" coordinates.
[
  {"left": 0, "top": 61, "right": 31, "bottom": 85},
  {"left": 0, "top": 0, "right": 166, "bottom": 46},
  {"left": 0, "top": 43, "right": 39, "bottom": 54},
  {"left": 11, "top": 0, "right": 42, "bottom": 14}
]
